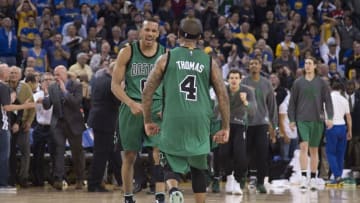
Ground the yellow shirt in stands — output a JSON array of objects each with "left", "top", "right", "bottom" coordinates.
[
  {"left": 233, "top": 32, "right": 256, "bottom": 53},
  {"left": 275, "top": 42, "right": 300, "bottom": 57},
  {"left": 322, "top": 23, "right": 332, "bottom": 42},
  {"left": 16, "top": 10, "right": 36, "bottom": 36}
]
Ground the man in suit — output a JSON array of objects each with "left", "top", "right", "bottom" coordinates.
[
  {"left": 87, "top": 62, "right": 121, "bottom": 192},
  {"left": 345, "top": 80, "right": 360, "bottom": 169},
  {"left": 39, "top": 65, "right": 85, "bottom": 190}
]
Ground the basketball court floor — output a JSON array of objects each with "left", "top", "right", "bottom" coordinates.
[{"left": 0, "top": 183, "right": 359, "bottom": 203}]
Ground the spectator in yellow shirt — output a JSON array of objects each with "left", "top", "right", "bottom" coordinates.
[
  {"left": 275, "top": 32, "right": 300, "bottom": 60},
  {"left": 233, "top": 22, "right": 256, "bottom": 54},
  {"left": 16, "top": 0, "right": 37, "bottom": 36}
]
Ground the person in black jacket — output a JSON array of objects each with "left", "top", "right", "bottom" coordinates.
[
  {"left": 87, "top": 62, "right": 121, "bottom": 192},
  {"left": 40, "top": 65, "right": 86, "bottom": 190}
]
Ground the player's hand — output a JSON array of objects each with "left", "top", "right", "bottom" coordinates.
[
  {"left": 290, "top": 122, "right": 296, "bottom": 131},
  {"left": 213, "top": 129, "right": 229, "bottom": 144},
  {"left": 157, "top": 111, "right": 162, "bottom": 119},
  {"left": 144, "top": 122, "right": 160, "bottom": 136},
  {"left": 12, "top": 123, "right": 19, "bottom": 133},
  {"left": 129, "top": 101, "right": 143, "bottom": 115},
  {"left": 326, "top": 120, "right": 333, "bottom": 129},
  {"left": 347, "top": 131, "right": 352, "bottom": 141},
  {"left": 268, "top": 125, "right": 276, "bottom": 143},
  {"left": 57, "top": 79, "right": 67, "bottom": 93}
]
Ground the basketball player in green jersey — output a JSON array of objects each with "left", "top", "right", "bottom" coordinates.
[
  {"left": 142, "top": 18, "right": 230, "bottom": 203},
  {"left": 111, "top": 18, "right": 166, "bottom": 203}
]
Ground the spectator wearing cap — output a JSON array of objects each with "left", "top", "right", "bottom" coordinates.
[
  {"left": 234, "top": 22, "right": 256, "bottom": 54},
  {"left": 16, "top": 0, "right": 37, "bottom": 36},
  {"left": 69, "top": 52, "right": 93, "bottom": 82},
  {"left": 320, "top": 25, "right": 341, "bottom": 74},
  {"left": 0, "top": 17, "right": 17, "bottom": 66}
]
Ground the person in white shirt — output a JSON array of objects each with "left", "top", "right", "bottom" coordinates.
[
  {"left": 279, "top": 91, "right": 298, "bottom": 161},
  {"left": 325, "top": 79, "right": 352, "bottom": 185},
  {"left": 32, "top": 72, "right": 54, "bottom": 186}
]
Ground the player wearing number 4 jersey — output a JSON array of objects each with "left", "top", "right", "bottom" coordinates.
[
  {"left": 142, "top": 18, "right": 230, "bottom": 203},
  {"left": 111, "top": 18, "right": 166, "bottom": 203}
]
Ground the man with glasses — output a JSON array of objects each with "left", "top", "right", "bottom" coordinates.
[{"left": 32, "top": 72, "right": 54, "bottom": 186}]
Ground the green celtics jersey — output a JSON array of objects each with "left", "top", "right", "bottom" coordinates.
[
  {"left": 160, "top": 46, "right": 213, "bottom": 156},
  {"left": 125, "top": 41, "right": 165, "bottom": 100}
]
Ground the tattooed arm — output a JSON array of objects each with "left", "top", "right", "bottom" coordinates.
[
  {"left": 142, "top": 54, "right": 167, "bottom": 135},
  {"left": 210, "top": 58, "right": 230, "bottom": 143}
]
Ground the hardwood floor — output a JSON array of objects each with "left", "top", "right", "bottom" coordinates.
[{"left": 0, "top": 183, "right": 359, "bottom": 203}]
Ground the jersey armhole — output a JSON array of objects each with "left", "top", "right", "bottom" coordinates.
[
  {"left": 125, "top": 43, "right": 133, "bottom": 71},
  {"left": 163, "top": 51, "right": 171, "bottom": 78}
]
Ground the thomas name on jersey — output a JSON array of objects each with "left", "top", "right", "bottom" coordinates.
[
  {"left": 176, "top": 60, "right": 204, "bottom": 73},
  {"left": 130, "top": 63, "right": 154, "bottom": 76}
]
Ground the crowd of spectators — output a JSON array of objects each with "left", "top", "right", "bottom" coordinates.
[{"left": 1, "top": 0, "right": 360, "bottom": 193}]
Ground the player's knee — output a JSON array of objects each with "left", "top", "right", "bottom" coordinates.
[
  {"left": 153, "top": 165, "right": 165, "bottom": 182},
  {"left": 123, "top": 151, "right": 137, "bottom": 164},
  {"left": 190, "top": 167, "right": 206, "bottom": 193},
  {"left": 164, "top": 170, "right": 181, "bottom": 182}
]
